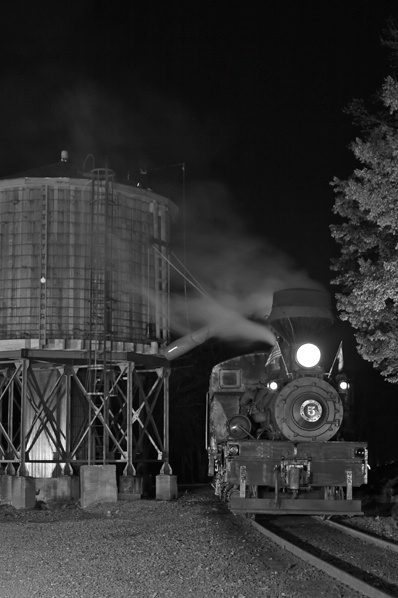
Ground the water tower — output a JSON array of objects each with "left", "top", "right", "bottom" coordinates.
[{"left": 0, "top": 152, "right": 177, "bottom": 495}]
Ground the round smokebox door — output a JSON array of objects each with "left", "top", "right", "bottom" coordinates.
[{"left": 272, "top": 377, "right": 344, "bottom": 441}]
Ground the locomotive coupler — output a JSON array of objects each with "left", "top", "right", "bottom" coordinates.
[{"left": 280, "top": 458, "right": 311, "bottom": 491}]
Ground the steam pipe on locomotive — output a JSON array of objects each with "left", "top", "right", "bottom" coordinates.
[
  {"left": 161, "top": 326, "right": 214, "bottom": 361},
  {"left": 205, "top": 288, "right": 368, "bottom": 515}
]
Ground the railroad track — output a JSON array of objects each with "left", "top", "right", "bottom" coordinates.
[{"left": 251, "top": 515, "right": 398, "bottom": 598}]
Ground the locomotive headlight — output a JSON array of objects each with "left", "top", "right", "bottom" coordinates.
[
  {"left": 336, "top": 374, "right": 350, "bottom": 392},
  {"left": 338, "top": 379, "right": 350, "bottom": 391},
  {"left": 296, "top": 343, "right": 321, "bottom": 368},
  {"left": 267, "top": 380, "right": 279, "bottom": 391}
]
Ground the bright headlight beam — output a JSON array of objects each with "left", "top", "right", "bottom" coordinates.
[{"left": 296, "top": 343, "right": 321, "bottom": 368}]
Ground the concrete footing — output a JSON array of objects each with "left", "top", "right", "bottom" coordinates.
[
  {"left": 0, "top": 475, "right": 36, "bottom": 509},
  {"left": 35, "top": 476, "right": 79, "bottom": 503},
  {"left": 0, "top": 466, "right": 178, "bottom": 509},
  {"left": 118, "top": 475, "right": 143, "bottom": 500},
  {"left": 80, "top": 465, "right": 118, "bottom": 509},
  {"left": 156, "top": 474, "right": 178, "bottom": 500}
]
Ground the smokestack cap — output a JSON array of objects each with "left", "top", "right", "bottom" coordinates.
[
  {"left": 269, "top": 288, "right": 333, "bottom": 322},
  {"left": 268, "top": 288, "right": 334, "bottom": 343}
]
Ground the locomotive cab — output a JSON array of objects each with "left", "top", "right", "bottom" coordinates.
[{"left": 207, "top": 289, "right": 368, "bottom": 516}]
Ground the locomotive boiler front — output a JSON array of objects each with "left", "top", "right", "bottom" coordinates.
[{"left": 265, "top": 376, "right": 343, "bottom": 441}]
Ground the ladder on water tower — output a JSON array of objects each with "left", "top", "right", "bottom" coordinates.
[{"left": 87, "top": 167, "right": 115, "bottom": 462}]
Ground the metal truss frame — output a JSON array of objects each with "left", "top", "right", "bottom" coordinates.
[{"left": 0, "top": 349, "right": 171, "bottom": 477}]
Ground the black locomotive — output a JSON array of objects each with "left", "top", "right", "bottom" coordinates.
[{"left": 206, "top": 288, "right": 368, "bottom": 515}]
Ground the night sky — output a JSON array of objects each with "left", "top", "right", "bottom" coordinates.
[
  {"left": 1, "top": 2, "right": 396, "bottom": 283},
  {"left": 2, "top": 2, "right": 398, "bottom": 460}
]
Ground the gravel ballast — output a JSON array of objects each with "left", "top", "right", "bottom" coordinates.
[{"left": 0, "top": 487, "right": 377, "bottom": 598}]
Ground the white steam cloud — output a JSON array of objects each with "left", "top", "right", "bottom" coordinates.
[{"left": 169, "top": 181, "right": 323, "bottom": 348}]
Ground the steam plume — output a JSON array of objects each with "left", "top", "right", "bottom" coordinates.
[{"left": 169, "top": 181, "right": 323, "bottom": 348}]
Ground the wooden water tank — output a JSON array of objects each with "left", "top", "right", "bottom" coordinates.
[{"left": 0, "top": 157, "right": 177, "bottom": 351}]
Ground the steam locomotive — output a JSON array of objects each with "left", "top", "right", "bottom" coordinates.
[{"left": 206, "top": 289, "right": 368, "bottom": 515}]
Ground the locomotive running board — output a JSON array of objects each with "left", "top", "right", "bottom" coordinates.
[{"left": 230, "top": 497, "right": 363, "bottom": 516}]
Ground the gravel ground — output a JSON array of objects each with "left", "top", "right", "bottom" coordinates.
[{"left": 0, "top": 486, "right": 368, "bottom": 598}]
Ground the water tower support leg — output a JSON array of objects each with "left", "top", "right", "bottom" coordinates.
[
  {"left": 120, "top": 362, "right": 143, "bottom": 499},
  {"left": 156, "top": 370, "right": 177, "bottom": 500},
  {"left": 18, "top": 358, "right": 29, "bottom": 478}
]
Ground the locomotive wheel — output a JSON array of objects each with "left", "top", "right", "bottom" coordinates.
[
  {"left": 226, "top": 485, "right": 240, "bottom": 506},
  {"left": 221, "top": 483, "right": 234, "bottom": 503},
  {"left": 272, "top": 377, "right": 344, "bottom": 441}
]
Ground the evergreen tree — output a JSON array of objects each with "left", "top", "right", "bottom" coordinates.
[{"left": 331, "top": 26, "right": 398, "bottom": 383}]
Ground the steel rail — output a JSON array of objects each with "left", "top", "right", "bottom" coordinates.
[
  {"left": 317, "top": 517, "right": 398, "bottom": 553},
  {"left": 251, "top": 519, "right": 396, "bottom": 598}
]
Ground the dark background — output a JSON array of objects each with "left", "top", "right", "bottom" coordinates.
[
  {"left": 0, "top": 2, "right": 395, "bottom": 286},
  {"left": 1, "top": 1, "right": 398, "bottom": 476}
]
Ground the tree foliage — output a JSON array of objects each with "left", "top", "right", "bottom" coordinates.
[{"left": 331, "top": 26, "right": 398, "bottom": 383}]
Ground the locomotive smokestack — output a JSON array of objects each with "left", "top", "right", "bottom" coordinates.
[{"left": 268, "top": 288, "right": 333, "bottom": 344}]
